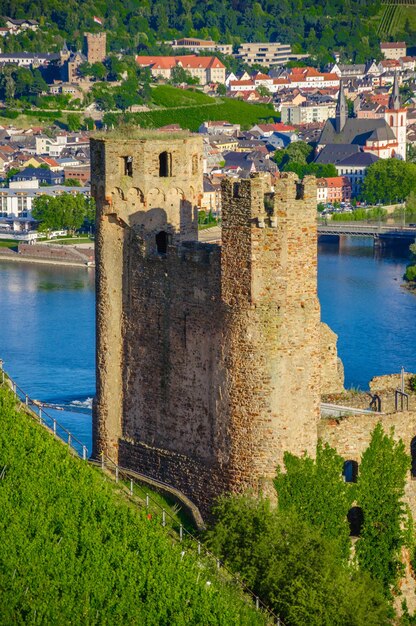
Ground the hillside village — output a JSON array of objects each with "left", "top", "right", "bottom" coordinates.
[{"left": 0, "top": 21, "right": 415, "bottom": 234}]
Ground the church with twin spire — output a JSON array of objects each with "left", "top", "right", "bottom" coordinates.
[{"left": 317, "top": 74, "right": 407, "bottom": 161}]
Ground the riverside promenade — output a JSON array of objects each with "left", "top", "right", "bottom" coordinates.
[{"left": 0, "top": 243, "right": 95, "bottom": 268}]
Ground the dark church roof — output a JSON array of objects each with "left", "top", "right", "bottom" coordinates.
[
  {"left": 314, "top": 144, "right": 380, "bottom": 167},
  {"left": 337, "top": 152, "right": 379, "bottom": 167},
  {"left": 319, "top": 117, "right": 395, "bottom": 147},
  {"left": 314, "top": 144, "right": 360, "bottom": 164}
]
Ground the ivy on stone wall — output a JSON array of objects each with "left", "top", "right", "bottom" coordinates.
[
  {"left": 356, "top": 424, "right": 410, "bottom": 596},
  {"left": 274, "top": 441, "right": 354, "bottom": 558}
]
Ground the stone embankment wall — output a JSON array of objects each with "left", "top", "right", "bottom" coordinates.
[
  {"left": 0, "top": 243, "right": 94, "bottom": 266},
  {"left": 93, "top": 132, "right": 325, "bottom": 514}
]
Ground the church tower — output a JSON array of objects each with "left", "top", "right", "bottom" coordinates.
[
  {"left": 385, "top": 73, "right": 407, "bottom": 160},
  {"left": 335, "top": 81, "right": 347, "bottom": 133}
]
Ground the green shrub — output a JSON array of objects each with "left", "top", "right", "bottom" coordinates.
[{"left": 404, "top": 264, "right": 416, "bottom": 282}]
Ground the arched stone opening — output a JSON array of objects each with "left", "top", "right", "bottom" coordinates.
[
  {"left": 156, "top": 231, "right": 169, "bottom": 254},
  {"left": 347, "top": 506, "right": 364, "bottom": 537},
  {"left": 343, "top": 460, "right": 358, "bottom": 483}
]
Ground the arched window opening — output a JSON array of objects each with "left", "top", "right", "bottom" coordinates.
[
  {"left": 122, "top": 156, "right": 133, "bottom": 177},
  {"left": 348, "top": 507, "right": 364, "bottom": 537},
  {"left": 343, "top": 460, "right": 358, "bottom": 483},
  {"left": 390, "top": 115, "right": 394, "bottom": 127},
  {"left": 410, "top": 437, "right": 416, "bottom": 478},
  {"left": 156, "top": 231, "right": 168, "bottom": 254},
  {"left": 192, "top": 154, "right": 198, "bottom": 175},
  {"left": 159, "top": 152, "right": 172, "bottom": 177},
  {"left": 401, "top": 115, "right": 404, "bottom": 126}
]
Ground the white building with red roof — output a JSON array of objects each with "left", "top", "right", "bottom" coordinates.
[{"left": 135, "top": 55, "right": 226, "bottom": 85}]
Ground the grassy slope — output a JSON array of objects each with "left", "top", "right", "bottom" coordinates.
[
  {"left": 151, "top": 85, "right": 216, "bottom": 107},
  {"left": 0, "top": 385, "right": 266, "bottom": 625},
  {"left": 133, "top": 97, "right": 276, "bottom": 131}
]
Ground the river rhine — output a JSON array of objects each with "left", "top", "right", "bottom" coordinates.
[{"left": 0, "top": 237, "right": 415, "bottom": 454}]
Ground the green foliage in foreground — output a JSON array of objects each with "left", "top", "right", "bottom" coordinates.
[
  {"left": 356, "top": 424, "right": 411, "bottom": 596},
  {"left": 208, "top": 495, "right": 390, "bottom": 626},
  {"left": 0, "top": 385, "right": 266, "bottom": 625},
  {"left": 331, "top": 207, "right": 388, "bottom": 221},
  {"left": 275, "top": 442, "right": 354, "bottom": 559},
  {"left": 107, "top": 99, "right": 276, "bottom": 132}
]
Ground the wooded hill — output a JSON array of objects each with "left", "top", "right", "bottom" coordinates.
[{"left": 2, "top": 0, "right": 385, "bottom": 64}]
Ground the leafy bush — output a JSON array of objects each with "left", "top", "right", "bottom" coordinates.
[
  {"left": 404, "top": 264, "right": 416, "bottom": 282},
  {"left": 0, "top": 385, "right": 266, "bottom": 625},
  {"left": 208, "top": 495, "right": 390, "bottom": 626},
  {"left": 274, "top": 441, "right": 354, "bottom": 559},
  {"left": 0, "top": 109, "right": 19, "bottom": 119},
  {"left": 356, "top": 424, "right": 410, "bottom": 596}
]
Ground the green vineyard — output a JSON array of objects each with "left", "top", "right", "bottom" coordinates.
[{"left": 378, "top": 0, "right": 416, "bottom": 35}]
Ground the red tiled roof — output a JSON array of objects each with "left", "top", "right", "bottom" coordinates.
[
  {"left": 381, "top": 41, "right": 406, "bottom": 49},
  {"left": 136, "top": 54, "right": 225, "bottom": 70},
  {"left": 324, "top": 176, "right": 351, "bottom": 188}
]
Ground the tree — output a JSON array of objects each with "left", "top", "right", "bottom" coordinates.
[
  {"left": 63, "top": 178, "right": 82, "bottom": 187},
  {"left": 361, "top": 159, "right": 416, "bottom": 204},
  {"left": 356, "top": 424, "right": 410, "bottom": 596},
  {"left": 209, "top": 495, "right": 390, "bottom": 626},
  {"left": 216, "top": 83, "right": 226, "bottom": 96},
  {"left": 90, "top": 62, "right": 107, "bottom": 80},
  {"left": 170, "top": 65, "right": 199, "bottom": 85},
  {"left": 67, "top": 113, "right": 82, "bottom": 132},
  {"left": 275, "top": 441, "right": 354, "bottom": 558},
  {"left": 273, "top": 141, "right": 313, "bottom": 170},
  {"left": 32, "top": 193, "right": 94, "bottom": 233}
]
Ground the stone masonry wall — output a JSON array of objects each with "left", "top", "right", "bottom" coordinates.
[{"left": 93, "top": 135, "right": 322, "bottom": 514}]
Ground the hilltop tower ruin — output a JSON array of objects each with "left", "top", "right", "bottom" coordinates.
[{"left": 91, "top": 132, "right": 323, "bottom": 513}]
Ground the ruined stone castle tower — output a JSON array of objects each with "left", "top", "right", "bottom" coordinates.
[{"left": 91, "top": 132, "right": 322, "bottom": 512}]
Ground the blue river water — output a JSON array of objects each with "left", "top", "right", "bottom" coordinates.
[{"left": 0, "top": 237, "right": 415, "bottom": 452}]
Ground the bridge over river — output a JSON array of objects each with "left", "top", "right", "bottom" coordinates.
[{"left": 318, "top": 223, "right": 416, "bottom": 246}]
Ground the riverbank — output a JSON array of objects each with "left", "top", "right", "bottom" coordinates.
[{"left": 0, "top": 243, "right": 95, "bottom": 268}]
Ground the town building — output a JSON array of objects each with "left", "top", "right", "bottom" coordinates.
[
  {"left": 10, "top": 167, "right": 64, "bottom": 186},
  {"left": 315, "top": 146, "right": 379, "bottom": 196},
  {"left": 84, "top": 32, "right": 106, "bottom": 64},
  {"left": 236, "top": 42, "right": 306, "bottom": 66},
  {"left": 170, "top": 38, "right": 232, "bottom": 55},
  {"left": 272, "top": 67, "right": 340, "bottom": 92},
  {"left": 198, "top": 121, "right": 241, "bottom": 135},
  {"left": 318, "top": 76, "right": 406, "bottom": 161},
  {"left": 0, "top": 52, "right": 60, "bottom": 67},
  {"left": 381, "top": 41, "right": 407, "bottom": 60},
  {"left": 323, "top": 176, "right": 351, "bottom": 203},
  {"left": 135, "top": 55, "right": 226, "bottom": 85},
  {"left": 3, "top": 18, "right": 39, "bottom": 35},
  {"left": 281, "top": 101, "right": 337, "bottom": 125}
]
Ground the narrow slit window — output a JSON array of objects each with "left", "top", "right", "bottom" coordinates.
[
  {"left": 123, "top": 156, "right": 133, "bottom": 177},
  {"left": 159, "top": 152, "right": 172, "bottom": 177}
]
